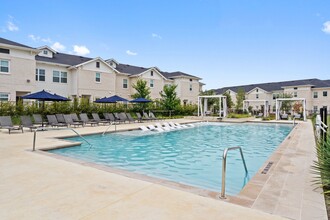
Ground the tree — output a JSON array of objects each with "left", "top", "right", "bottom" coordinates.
[
  {"left": 131, "top": 79, "right": 151, "bottom": 99},
  {"left": 235, "top": 88, "right": 246, "bottom": 112},
  {"left": 159, "top": 84, "right": 181, "bottom": 111},
  {"left": 278, "top": 93, "right": 293, "bottom": 113},
  {"left": 223, "top": 92, "right": 233, "bottom": 109}
]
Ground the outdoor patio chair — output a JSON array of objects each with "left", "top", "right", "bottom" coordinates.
[
  {"left": 46, "top": 115, "right": 68, "bottom": 127},
  {"left": 294, "top": 113, "right": 301, "bottom": 119},
  {"left": 113, "top": 113, "right": 120, "bottom": 120},
  {"left": 63, "top": 114, "right": 84, "bottom": 127},
  {"left": 92, "top": 113, "right": 109, "bottom": 125},
  {"left": 143, "top": 112, "right": 153, "bottom": 121},
  {"left": 33, "top": 114, "right": 48, "bottom": 127},
  {"left": 79, "top": 113, "right": 99, "bottom": 126},
  {"left": 155, "top": 123, "right": 170, "bottom": 131},
  {"left": 169, "top": 121, "right": 182, "bottom": 129},
  {"left": 70, "top": 113, "right": 83, "bottom": 123},
  {"left": 118, "top": 112, "right": 129, "bottom": 123},
  {"left": 125, "top": 113, "right": 136, "bottom": 123},
  {"left": 173, "top": 122, "right": 188, "bottom": 128},
  {"left": 256, "top": 113, "right": 263, "bottom": 118},
  {"left": 149, "top": 112, "right": 160, "bottom": 121},
  {"left": 107, "top": 113, "right": 118, "bottom": 123},
  {"left": 162, "top": 122, "right": 176, "bottom": 130},
  {"left": 135, "top": 112, "right": 143, "bottom": 122},
  {"left": 280, "top": 113, "right": 288, "bottom": 120},
  {"left": 20, "top": 115, "right": 39, "bottom": 132},
  {"left": 139, "top": 126, "right": 151, "bottom": 131},
  {"left": 0, "top": 116, "right": 23, "bottom": 134},
  {"left": 56, "top": 114, "right": 66, "bottom": 123}
]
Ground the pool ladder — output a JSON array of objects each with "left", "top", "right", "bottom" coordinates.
[
  {"left": 220, "top": 146, "right": 248, "bottom": 199},
  {"left": 32, "top": 127, "right": 92, "bottom": 151}
]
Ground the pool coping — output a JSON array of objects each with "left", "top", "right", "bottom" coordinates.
[{"left": 37, "top": 121, "right": 298, "bottom": 207}]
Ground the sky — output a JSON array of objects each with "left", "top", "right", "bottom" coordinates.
[{"left": 1, "top": 0, "right": 330, "bottom": 90}]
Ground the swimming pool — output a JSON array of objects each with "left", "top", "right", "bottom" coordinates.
[{"left": 49, "top": 123, "right": 292, "bottom": 195}]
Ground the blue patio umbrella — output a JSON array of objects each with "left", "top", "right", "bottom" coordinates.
[
  {"left": 129, "top": 97, "right": 152, "bottom": 103},
  {"left": 94, "top": 97, "right": 117, "bottom": 103}
]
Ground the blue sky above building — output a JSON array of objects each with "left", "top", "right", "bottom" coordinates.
[{"left": 1, "top": 0, "right": 329, "bottom": 89}]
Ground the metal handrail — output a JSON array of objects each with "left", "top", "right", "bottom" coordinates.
[
  {"left": 220, "top": 146, "right": 248, "bottom": 199},
  {"left": 102, "top": 122, "right": 117, "bottom": 136},
  {"left": 32, "top": 127, "right": 92, "bottom": 151}
]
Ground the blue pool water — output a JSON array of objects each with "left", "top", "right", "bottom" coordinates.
[{"left": 49, "top": 123, "right": 292, "bottom": 195}]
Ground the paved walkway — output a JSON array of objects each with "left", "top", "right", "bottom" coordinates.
[{"left": 0, "top": 118, "right": 327, "bottom": 219}]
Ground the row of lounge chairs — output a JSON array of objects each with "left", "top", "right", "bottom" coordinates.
[
  {"left": 0, "top": 112, "right": 163, "bottom": 134},
  {"left": 140, "top": 122, "right": 194, "bottom": 132}
]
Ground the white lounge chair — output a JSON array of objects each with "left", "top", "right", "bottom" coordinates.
[
  {"left": 147, "top": 124, "right": 163, "bottom": 132},
  {"left": 174, "top": 122, "right": 188, "bottom": 128},
  {"left": 155, "top": 123, "right": 170, "bottom": 131},
  {"left": 163, "top": 122, "right": 176, "bottom": 130},
  {"left": 169, "top": 121, "right": 183, "bottom": 129},
  {"left": 139, "top": 126, "right": 150, "bottom": 131}
]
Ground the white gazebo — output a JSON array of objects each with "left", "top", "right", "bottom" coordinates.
[
  {"left": 197, "top": 95, "right": 227, "bottom": 117},
  {"left": 275, "top": 98, "right": 306, "bottom": 121},
  {"left": 243, "top": 100, "right": 269, "bottom": 117}
]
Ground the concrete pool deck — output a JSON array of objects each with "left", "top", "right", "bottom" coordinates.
[{"left": 0, "top": 118, "right": 327, "bottom": 219}]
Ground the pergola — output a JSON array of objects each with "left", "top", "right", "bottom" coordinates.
[
  {"left": 275, "top": 98, "right": 306, "bottom": 121},
  {"left": 197, "top": 95, "right": 227, "bottom": 117},
  {"left": 243, "top": 100, "right": 269, "bottom": 117}
]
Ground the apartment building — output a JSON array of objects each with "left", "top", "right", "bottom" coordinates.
[
  {"left": 0, "top": 37, "right": 203, "bottom": 104},
  {"left": 215, "top": 78, "right": 330, "bottom": 114}
]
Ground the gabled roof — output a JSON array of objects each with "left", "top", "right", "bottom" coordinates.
[
  {"left": 37, "top": 45, "right": 57, "bottom": 54},
  {"left": 115, "top": 63, "right": 150, "bottom": 75},
  {"left": 215, "top": 78, "right": 330, "bottom": 95},
  {"left": 161, "top": 71, "right": 201, "bottom": 80},
  {"left": 0, "top": 37, "right": 34, "bottom": 49},
  {"left": 36, "top": 52, "right": 92, "bottom": 66},
  {"left": 69, "top": 57, "right": 119, "bottom": 73}
]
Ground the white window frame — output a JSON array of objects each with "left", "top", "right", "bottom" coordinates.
[
  {"left": 0, "top": 93, "right": 9, "bottom": 101},
  {"left": 0, "top": 59, "right": 9, "bottom": 74},
  {"left": 43, "top": 50, "right": 48, "bottom": 55},
  {"left": 189, "top": 84, "right": 193, "bottom": 91},
  {"left": 36, "top": 69, "right": 46, "bottom": 82},
  {"left": 323, "top": 91, "right": 328, "bottom": 97},
  {"left": 151, "top": 71, "right": 153, "bottom": 76},
  {"left": 313, "top": 106, "right": 318, "bottom": 113},
  {"left": 95, "top": 72, "right": 101, "bottom": 83},
  {"left": 150, "top": 79, "right": 154, "bottom": 88},
  {"left": 53, "top": 70, "right": 67, "bottom": 83},
  {"left": 256, "top": 94, "right": 259, "bottom": 99},
  {"left": 313, "top": 91, "right": 318, "bottom": 98},
  {"left": 293, "top": 92, "right": 297, "bottom": 97},
  {"left": 123, "top": 79, "right": 128, "bottom": 89}
]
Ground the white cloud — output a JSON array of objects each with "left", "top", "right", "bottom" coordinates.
[
  {"left": 322, "top": 21, "right": 330, "bottom": 34},
  {"left": 7, "top": 21, "right": 18, "bottom": 31},
  {"left": 152, "top": 33, "right": 162, "bottom": 39},
  {"left": 28, "top": 34, "right": 40, "bottom": 41},
  {"left": 51, "top": 42, "right": 66, "bottom": 52},
  {"left": 126, "top": 50, "right": 137, "bottom": 56},
  {"left": 41, "top": 38, "right": 52, "bottom": 43},
  {"left": 73, "top": 45, "right": 90, "bottom": 56}
]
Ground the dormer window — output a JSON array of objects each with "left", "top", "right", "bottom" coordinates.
[
  {"left": 43, "top": 50, "right": 48, "bottom": 55},
  {"left": 151, "top": 71, "right": 153, "bottom": 76},
  {"left": 256, "top": 89, "right": 259, "bottom": 92},
  {"left": 96, "top": 62, "right": 100, "bottom": 68}
]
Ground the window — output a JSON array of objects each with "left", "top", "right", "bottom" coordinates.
[
  {"left": 313, "top": 91, "right": 318, "bottom": 98},
  {"left": 123, "top": 79, "right": 128, "bottom": 88},
  {"left": 61, "top": 72, "right": 67, "bottom": 83},
  {"left": 43, "top": 50, "right": 48, "bottom": 55},
  {"left": 151, "top": 71, "right": 153, "bottom": 76},
  {"left": 96, "top": 62, "right": 100, "bottom": 68},
  {"left": 294, "top": 87, "right": 297, "bottom": 90},
  {"left": 35, "top": 69, "right": 45, "bottom": 81},
  {"left": 53, "top": 71, "right": 67, "bottom": 83},
  {"left": 256, "top": 89, "right": 259, "bottom": 92},
  {"left": 190, "top": 79, "right": 193, "bottom": 82},
  {"left": 0, "top": 48, "right": 10, "bottom": 54},
  {"left": 95, "top": 72, "right": 101, "bottom": 82},
  {"left": 0, "top": 60, "right": 9, "bottom": 73},
  {"left": 256, "top": 94, "right": 259, "bottom": 99},
  {"left": 323, "top": 91, "right": 328, "bottom": 97},
  {"left": 189, "top": 84, "right": 192, "bottom": 91},
  {"left": 313, "top": 106, "right": 318, "bottom": 113},
  {"left": 0, "top": 93, "right": 9, "bottom": 101},
  {"left": 272, "top": 93, "right": 279, "bottom": 100},
  {"left": 150, "top": 79, "right": 154, "bottom": 88},
  {"left": 293, "top": 92, "right": 297, "bottom": 97}
]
